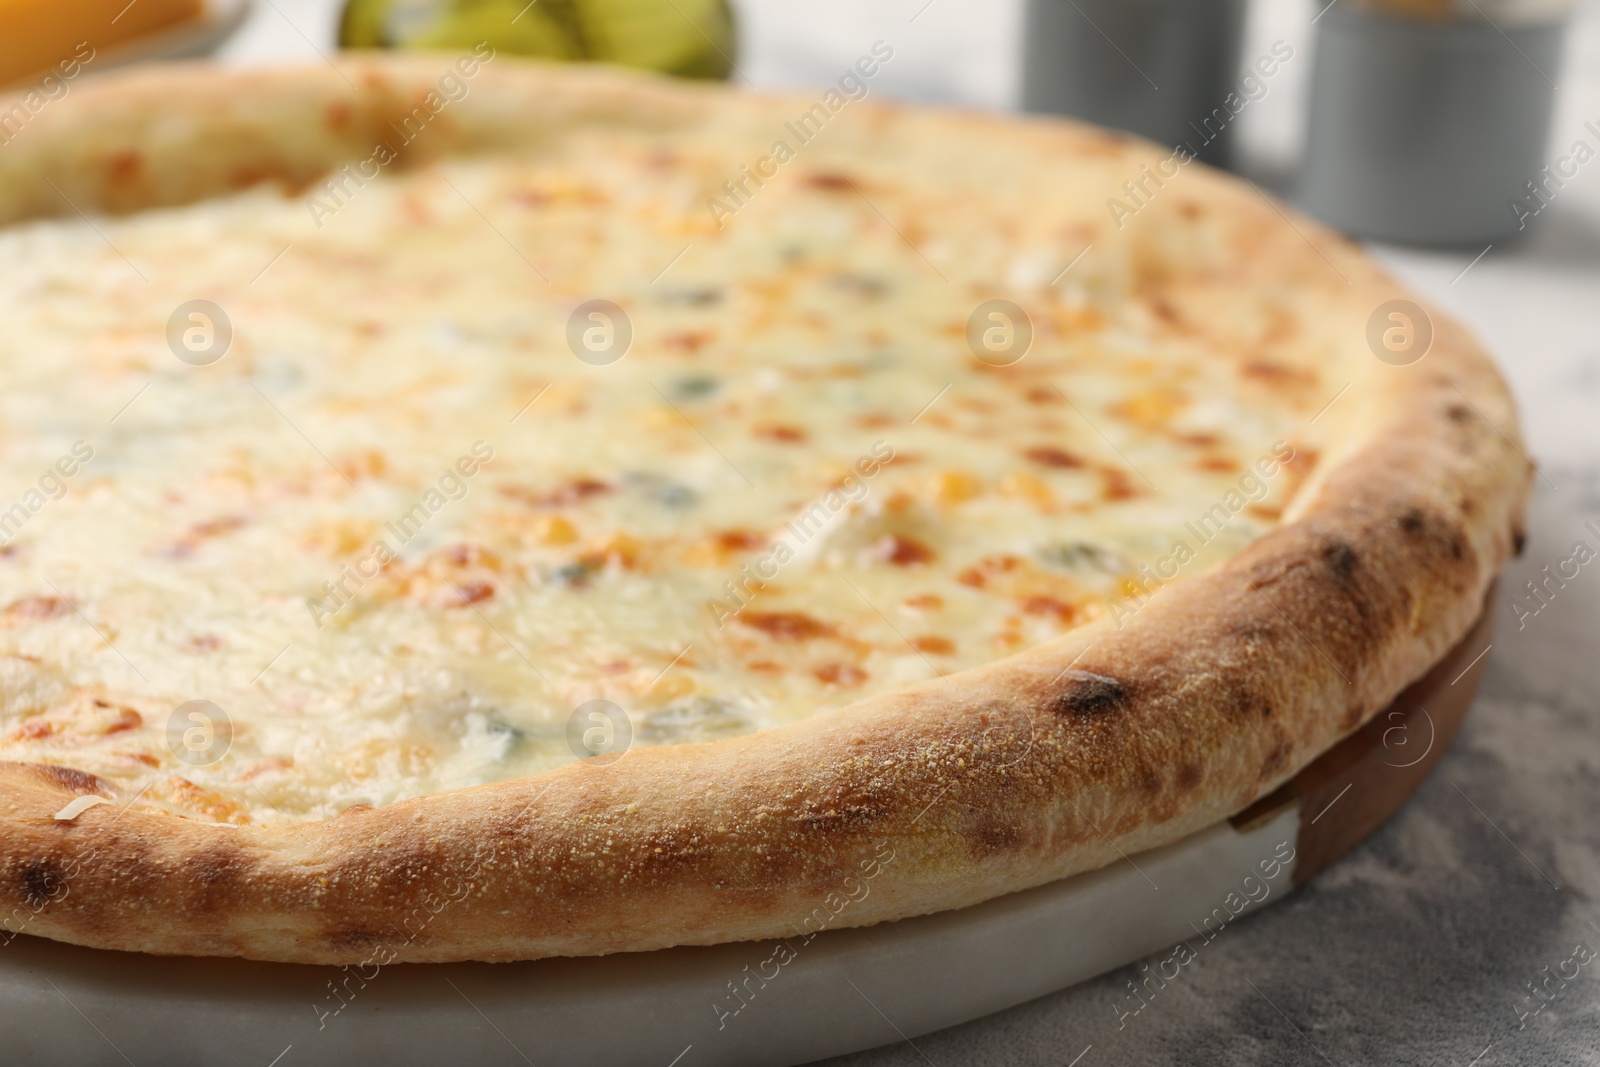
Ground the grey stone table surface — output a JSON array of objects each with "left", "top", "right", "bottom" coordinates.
[
  {"left": 217, "top": 1, "right": 1600, "bottom": 1063},
  {"left": 806, "top": 6, "right": 1600, "bottom": 1067}
]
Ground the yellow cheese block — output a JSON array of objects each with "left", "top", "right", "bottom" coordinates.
[{"left": 0, "top": 0, "right": 203, "bottom": 85}]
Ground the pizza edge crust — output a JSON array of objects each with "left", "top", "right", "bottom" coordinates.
[{"left": 0, "top": 58, "right": 1530, "bottom": 963}]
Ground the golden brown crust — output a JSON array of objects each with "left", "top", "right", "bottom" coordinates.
[{"left": 0, "top": 58, "right": 1529, "bottom": 963}]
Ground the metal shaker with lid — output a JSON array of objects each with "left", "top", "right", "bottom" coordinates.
[
  {"left": 1020, "top": 0, "right": 1251, "bottom": 167},
  {"left": 1298, "top": 0, "right": 1576, "bottom": 245}
]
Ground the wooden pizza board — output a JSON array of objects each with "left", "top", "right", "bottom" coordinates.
[{"left": 0, "top": 597, "right": 1496, "bottom": 1066}]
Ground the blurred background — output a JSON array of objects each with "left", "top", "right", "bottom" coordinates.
[{"left": 4, "top": 0, "right": 1597, "bottom": 250}]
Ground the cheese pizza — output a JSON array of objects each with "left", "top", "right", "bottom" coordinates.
[{"left": 0, "top": 55, "right": 1527, "bottom": 962}]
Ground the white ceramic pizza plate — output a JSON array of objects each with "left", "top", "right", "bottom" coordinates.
[{"left": 0, "top": 598, "right": 1494, "bottom": 1067}]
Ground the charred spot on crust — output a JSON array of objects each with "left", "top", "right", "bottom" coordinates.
[
  {"left": 1513, "top": 528, "right": 1527, "bottom": 556},
  {"left": 1398, "top": 507, "right": 1472, "bottom": 564},
  {"left": 19, "top": 858, "right": 63, "bottom": 907},
  {"left": 1244, "top": 693, "right": 1274, "bottom": 719},
  {"left": 1446, "top": 403, "right": 1473, "bottom": 424},
  {"left": 31, "top": 764, "right": 109, "bottom": 797},
  {"left": 1050, "top": 670, "right": 1128, "bottom": 718},
  {"left": 1322, "top": 540, "right": 1358, "bottom": 582},
  {"left": 1219, "top": 675, "right": 1273, "bottom": 720},
  {"left": 190, "top": 843, "right": 249, "bottom": 899},
  {"left": 1176, "top": 762, "right": 1204, "bottom": 792},
  {"left": 969, "top": 820, "right": 1021, "bottom": 855}
]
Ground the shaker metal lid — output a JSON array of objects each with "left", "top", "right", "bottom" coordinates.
[{"left": 1348, "top": 0, "right": 1576, "bottom": 24}]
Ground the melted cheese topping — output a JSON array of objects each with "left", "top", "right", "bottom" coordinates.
[{"left": 0, "top": 118, "right": 1337, "bottom": 822}]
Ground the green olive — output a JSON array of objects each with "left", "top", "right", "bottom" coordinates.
[{"left": 338, "top": 0, "right": 736, "bottom": 79}]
